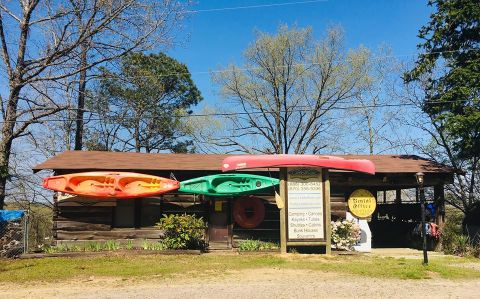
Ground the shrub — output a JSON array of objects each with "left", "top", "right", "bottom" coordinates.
[
  {"left": 451, "top": 234, "right": 471, "bottom": 256},
  {"left": 238, "top": 240, "right": 279, "bottom": 251},
  {"left": 441, "top": 208, "right": 464, "bottom": 254},
  {"left": 441, "top": 208, "right": 480, "bottom": 258},
  {"left": 331, "top": 219, "right": 361, "bottom": 251},
  {"left": 156, "top": 214, "right": 206, "bottom": 250}
]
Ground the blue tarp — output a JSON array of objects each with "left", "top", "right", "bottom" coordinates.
[{"left": 0, "top": 210, "right": 24, "bottom": 222}]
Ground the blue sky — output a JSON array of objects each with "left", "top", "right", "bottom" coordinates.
[{"left": 167, "top": 0, "right": 433, "bottom": 110}]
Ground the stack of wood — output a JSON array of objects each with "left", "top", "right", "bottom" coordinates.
[{"left": 0, "top": 220, "right": 23, "bottom": 258}]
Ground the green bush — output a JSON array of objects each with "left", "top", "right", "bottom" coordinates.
[
  {"left": 451, "top": 234, "right": 471, "bottom": 256},
  {"left": 441, "top": 209, "right": 464, "bottom": 254},
  {"left": 238, "top": 240, "right": 279, "bottom": 251},
  {"left": 155, "top": 214, "right": 206, "bottom": 250},
  {"left": 442, "top": 208, "right": 479, "bottom": 257}
]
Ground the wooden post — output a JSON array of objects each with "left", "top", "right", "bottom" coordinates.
[
  {"left": 279, "top": 168, "right": 287, "bottom": 254},
  {"left": 323, "top": 169, "right": 331, "bottom": 255},
  {"left": 395, "top": 189, "right": 402, "bottom": 204},
  {"left": 53, "top": 192, "right": 59, "bottom": 244},
  {"left": 434, "top": 184, "right": 445, "bottom": 227}
]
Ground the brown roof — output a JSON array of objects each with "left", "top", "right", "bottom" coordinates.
[{"left": 32, "top": 151, "right": 456, "bottom": 174}]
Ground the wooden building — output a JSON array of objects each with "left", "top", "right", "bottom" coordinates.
[{"left": 33, "top": 151, "right": 456, "bottom": 250}]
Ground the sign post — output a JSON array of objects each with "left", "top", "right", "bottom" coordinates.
[
  {"left": 279, "top": 169, "right": 287, "bottom": 253},
  {"left": 220, "top": 154, "right": 374, "bottom": 254},
  {"left": 324, "top": 169, "right": 331, "bottom": 254},
  {"left": 281, "top": 167, "right": 331, "bottom": 253}
]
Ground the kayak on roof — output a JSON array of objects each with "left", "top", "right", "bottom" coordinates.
[
  {"left": 221, "top": 154, "right": 375, "bottom": 174},
  {"left": 43, "top": 171, "right": 179, "bottom": 199},
  {"left": 179, "top": 174, "right": 279, "bottom": 196}
]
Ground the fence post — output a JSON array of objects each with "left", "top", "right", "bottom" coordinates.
[{"left": 23, "top": 211, "right": 28, "bottom": 254}]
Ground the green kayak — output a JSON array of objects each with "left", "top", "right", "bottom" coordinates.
[{"left": 179, "top": 174, "right": 279, "bottom": 196}]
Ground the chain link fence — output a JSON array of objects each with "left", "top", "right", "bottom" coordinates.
[{"left": 0, "top": 211, "right": 27, "bottom": 258}]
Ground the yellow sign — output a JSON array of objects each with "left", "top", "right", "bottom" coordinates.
[
  {"left": 348, "top": 189, "right": 376, "bottom": 218},
  {"left": 214, "top": 201, "right": 223, "bottom": 212}
]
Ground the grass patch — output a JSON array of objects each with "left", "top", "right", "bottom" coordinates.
[
  {"left": 0, "top": 254, "right": 479, "bottom": 283},
  {"left": 289, "top": 255, "right": 480, "bottom": 279},
  {"left": 0, "top": 254, "right": 285, "bottom": 282}
]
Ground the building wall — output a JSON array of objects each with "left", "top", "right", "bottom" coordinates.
[
  {"left": 53, "top": 191, "right": 347, "bottom": 246},
  {"left": 53, "top": 193, "right": 208, "bottom": 243}
]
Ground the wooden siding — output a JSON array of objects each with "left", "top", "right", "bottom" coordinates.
[
  {"left": 231, "top": 195, "right": 346, "bottom": 247},
  {"left": 54, "top": 193, "right": 208, "bottom": 242},
  {"left": 232, "top": 201, "right": 280, "bottom": 247},
  {"left": 54, "top": 191, "right": 345, "bottom": 244}
]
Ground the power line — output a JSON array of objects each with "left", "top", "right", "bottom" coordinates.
[
  {"left": 88, "top": 48, "right": 480, "bottom": 80},
  {"left": 22, "top": 47, "right": 479, "bottom": 110},
  {"left": 2, "top": 98, "right": 475, "bottom": 124},
  {"left": 185, "top": 0, "right": 328, "bottom": 13}
]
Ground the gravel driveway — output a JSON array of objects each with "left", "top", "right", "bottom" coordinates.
[{"left": 2, "top": 268, "right": 480, "bottom": 299}]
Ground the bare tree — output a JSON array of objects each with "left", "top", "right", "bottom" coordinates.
[
  {"left": 211, "top": 25, "right": 370, "bottom": 154},
  {"left": 345, "top": 47, "right": 406, "bottom": 154},
  {"left": 0, "top": 0, "right": 188, "bottom": 209}
]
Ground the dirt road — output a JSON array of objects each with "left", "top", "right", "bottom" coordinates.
[{"left": 2, "top": 268, "right": 479, "bottom": 299}]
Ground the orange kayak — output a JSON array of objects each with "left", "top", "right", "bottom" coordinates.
[{"left": 43, "top": 172, "right": 179, "bottom": 198}]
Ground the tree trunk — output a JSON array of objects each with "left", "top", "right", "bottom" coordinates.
[
  {"left": 0, "top": 147, "right": 9, "bottom": 209},
  {"left": 74, "top": 42, "right": 88, "bottom": 150},
  {"left": 134, "top": 123, "right": 141, "bottom": 152},
  {"left": 367, "top": 114, "right": 374, "bottom": 154},
  {"left": 0, "top": 176, "right": 6, "bottom": 210},
  {"left": 0, "top": 88, "right": 21, "bottom": 209}
]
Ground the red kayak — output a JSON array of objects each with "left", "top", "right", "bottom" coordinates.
[
  {"left": 221, "top": 155, "right": 375, "bottom": 174},
  {"left": 43, "top": 172, "right": 179, "bottom": 198}
]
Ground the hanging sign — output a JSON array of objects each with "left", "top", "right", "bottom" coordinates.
[
  {"left": 286, "top": 168, "right": 325, "bottom": 241},
  {"left": 348, "top": 189, "right": 376, "bottom": 218}
]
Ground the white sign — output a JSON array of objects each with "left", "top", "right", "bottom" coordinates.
[{"left": 287, "top": 168, "right": 324, "bottom": 240}]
